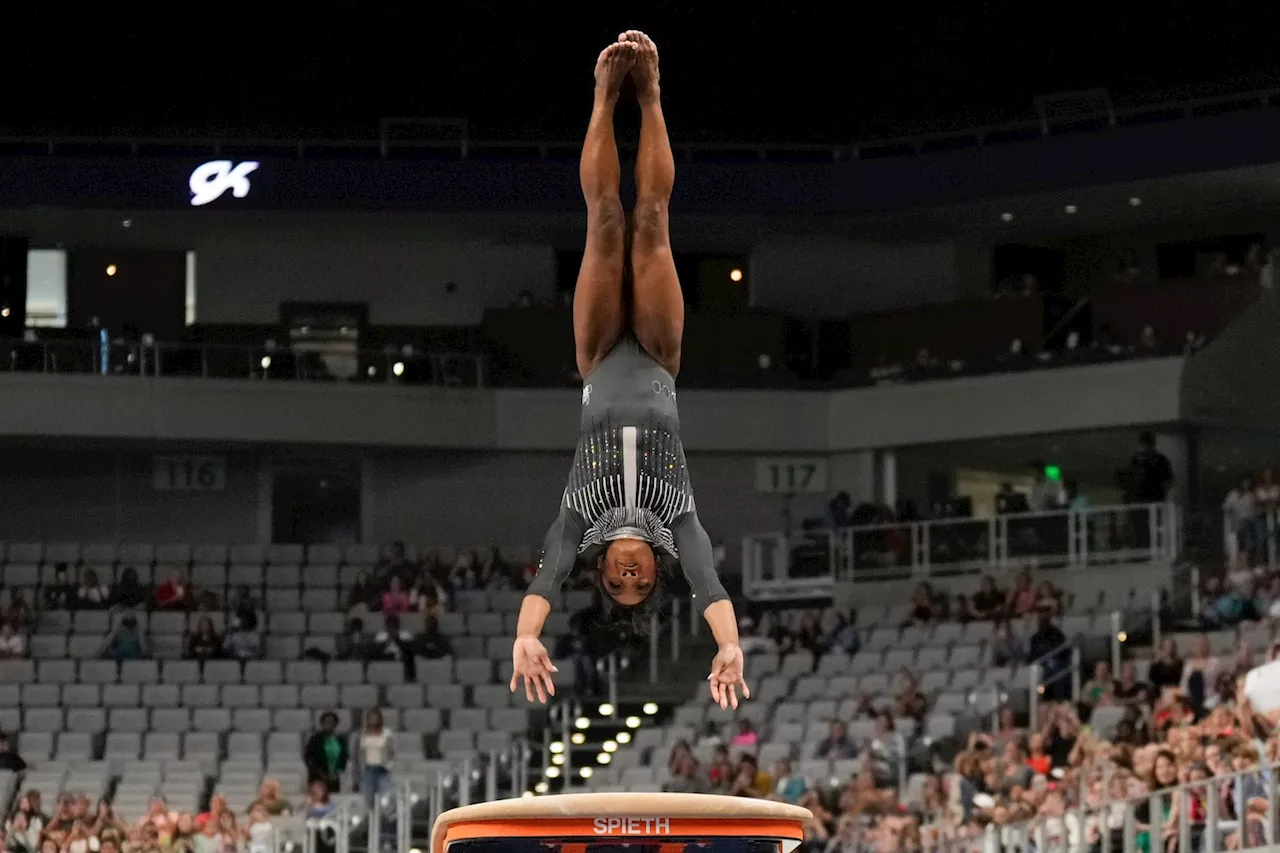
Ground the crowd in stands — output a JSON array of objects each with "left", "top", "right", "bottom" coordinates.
[
  {"left": 0, "top": 770, "right": 340, "bottom": 853},
  {"left": 651, "top": 626, "right": 1280, "bottom": 853}
]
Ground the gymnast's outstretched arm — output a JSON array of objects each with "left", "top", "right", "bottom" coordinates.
[
  {"left": 511, "top": 503, "right": 585, "bottom": 703},
  {"left": 671, "top": 510, "right": 751, "bottom": 709}
]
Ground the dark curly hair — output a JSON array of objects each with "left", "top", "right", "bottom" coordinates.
[{"left": 579, "top": 547, "right": 672, "bottom": 655}]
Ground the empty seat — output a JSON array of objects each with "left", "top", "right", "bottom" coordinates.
[
  {"left": 0, "top": 660, "right": 35, "bottom": 684},
  {"left": 22, "top": 684, "right": 60, "bottom": 706},
  {"left": 261, "top": 685, "right": 299, "bottom": 708},
  {"left": 233, "top": 709, "right": 273, "bottom": 733},
  {"left": 285, "top": 660, "right": 324, "bottom": 685},
  {"left": 67, "top": 708, "right": 107, "bottom": 733},
  {"left": 192, "top": 545, "right": 228, "bottom": 565},
  {"left": 300, "top": 685, "right": 339, "bottom": 709},
  {"left": 203, "top": 660, "right": 242, "bottom": 685},
  {"left": 141, "top": 684, "right": 181, "bottom": 708},
  {"left": 325, "top": 661, "right": 364, "bottom": 685},
  {"left": 23, "top": 707, "right": 64, "bottom": 733},
  {"left": 62, "top": 684, "right": 102, "bottom": 707},
  {"left": 221, "top": 685, "right": 260, "bottom": 708},
  {"left": 121, "top": 660, "right": 160, "bottom": 684},
  {"left": 244, "top": 660, "right": 283, "bottom": 685},
  {"left": 154, "top": 544, "right": 192, "bottom": 565},
  {"left": 110, "top": 708, "right": 151, "bottom": 733}
]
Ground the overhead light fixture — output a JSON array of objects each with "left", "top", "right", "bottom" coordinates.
[
  {"left": 534, "top": 782, "right": 549, "bottom": 794},
  {"left": 1129, "top": 197, "right": 1142, "bottom": 206},
  {"left": 579, "top": 767, "right": 593, "bottom": 779},
  {"left": 1064, "top": 204, "right": 1077, "bottom": 214},
  {"left": 729, "top": 268, "right": 744, "bottom": 282},
  {"left": 597, "top": 752, "right": 611, "bottom": 764},
  {"left": 598, "top": 703, "right": 615, "bottom": 716},
  {"left": 550, "top": 742, "right": 564, "bottom": 754},
  {"left": 625, "top": 716, "right": 641, "bottom": 728},
  {"left": 615, "top": 732, "right": 631, "bottom": 745},
  {"left": 571, "top": 732, "right": 586, "bottom": 745},
  {"left": 1000, "top": 212, "right": 1013, "bottom": 222},
  {"left": 551, "top": 754, "right": 565, "bottom": 766},
  {"left": 603, "top": 740, "right": 618, "bottom": 753},
  {"left": 642, "top": 702, "right": 658, "bottom": 715},
  {"left": 545, "top": 766, "right": 561, "bottom": 779},
  {"left": 574, "top": 717, "right": 590, "bottom": 730},
  {"left": 105, "top": 264, "right": 118, "bottom": 276}
]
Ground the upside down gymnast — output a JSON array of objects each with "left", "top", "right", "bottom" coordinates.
[{"left": 509, "top": 30, "right": 749, "bottom": 710}]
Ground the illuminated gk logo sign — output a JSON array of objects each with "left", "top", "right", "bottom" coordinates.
[{"left": 189, "top": 160, "right": 260, "bottom": 206}]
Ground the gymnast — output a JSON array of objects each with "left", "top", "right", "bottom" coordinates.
[{"left": 510, "top": 31, "right": 749, "bottom": 711}]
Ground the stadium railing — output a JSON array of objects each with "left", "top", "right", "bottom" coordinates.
[
  {"left": 915, "top": 757, "right": 1280, "bottom": 853},
  {"left": 0, "top": 337, "right": 484, "bottom": 387},
  {"left": 743, "top": 503, "right": 1181, "bottom": 600},
  {"left": 1, "top": 86, "right": 1275, "bottom": 162}
]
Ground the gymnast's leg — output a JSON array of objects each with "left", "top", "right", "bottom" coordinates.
[
  {"left": 572, "top": 41, "right": 635, "bottom": 379},
  {"left": 621, "top": 30, "right": 683, "bottom": 378}
]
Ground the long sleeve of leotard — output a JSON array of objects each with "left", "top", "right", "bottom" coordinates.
[
  {"left": 526, "top": 503, "right": 587, "bottom": 603},
  {"left": 671, "top": 510, "right": 729, "bottom": 611}
]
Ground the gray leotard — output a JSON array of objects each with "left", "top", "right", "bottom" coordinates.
[{"left": 527, "top": 333, "right": 728, "bottom": 609}]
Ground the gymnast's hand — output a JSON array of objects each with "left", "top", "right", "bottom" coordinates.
[
  {"left": 708, "top": 642, "right": 750, "bottom": 710},
  {"left": 510, "top": 635, "right": 558, "bottom": 704}
]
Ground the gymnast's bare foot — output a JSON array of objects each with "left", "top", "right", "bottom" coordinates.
[
  {"left": 619, "top": 30, "right": 659, "bottom": 102},
  {"left": 594, "top": 41, "right": 636, "bottom": 101}
]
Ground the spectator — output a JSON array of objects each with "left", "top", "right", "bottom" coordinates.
[
  {"left": 230, "top": 586, "right": 260, "bottom": 631},
  {"left": 826, "top": 492, "right": 852, "bottom": 529},
  {"left": 905, "top": 583, "right": 939, "bottom": 625},
  {"left": 730, "top": 719, "right": 759, "bottom": 749},
  {"left": 1148, "top": 637, "right": 1183, "bottom": 693},
  {"left": 186, "top": 617, "right": 223, "bottom": 662},
  {"left": 706, "top": 745, "right": 734, "bottom": 791},
  {"left": 417, "top": 616, "right": 452, "bottom": 659},
  {"left": 244, "top": 804, "right": 274, "bottom": 853},
  {"left": 6, "top": 812, "right": 38, "bottom": 853},
  {"left": 819, "top": 608, "right": 860, "bottom": 655},
  {"left": 991, "top": 619, "right": 1027, "bottom": 667},
  {"left": 108, "top": 569, "right": 148, "bottom": 609},
  {"left": 814, "top": 720, "right": 857, "bottom": 760},
  {"left": 377, "top": 541, "right": 418, "bottom": 590},
  {"left": 663, "top": 751, "right": 706, "bottom": 794},
  {"left": 193, "top": 795, "right": 227, "bottom": 832},
  {"left": 968, "top": 575, "right": 1005, "bottom": 621},
  {"left": 372, "top": 613, "right": 416, "bottom": 679},
  {"left": 5, "top": 592, "right": 32, "bottom": 631},
  {"left": 304, "top": 712, "right": 349, "bottom": 793},
  {"left": 729, "top": 754, "right": 771, "bottom": 798},
  {"left": 0, "top": 621, "right": 25, "bottom": 660},
  {"left": 1029, "top": 462, "right": 1059, "bottom": 511},
  {"left": 1064, "top": 478, "right": 1090, "bottom": 511},
  {"left": 1028, "top": 609, "right": 1069, "bottom": 700},
  {"left": 335, "top": 618, "right": 369, "bottom": 661},
  {"left": 411, "top": 572, "right": 449, "bottom": 618},
  {"left": 1127, "top": 431, "right": 1173, "bottom": 503},
  {"left": 477, "top": 546, "right": 512, "bottom": 591},
  {"left": 153, "top": 571, "right": 191, "bottom": 611},
  {"left": 1006, "top": 569, "right": 1038, "bottom": 616},
  {"left": 895, "top": 674, "right": 928, "bottom": 721},
  {"left": 42, "top": 564, "right": 75, "bottom": 611},
  {"left": 1112, "top": 661, "right": 1150, "bottom": 708},
  {"left": 0, "top": 732, "right": 27, "bottom": 773},
  {"left": 771, "top": 758, "right": 806, "bottom": 803},
  {"left": 696, "top": 721, "right": 722, "bottom": 750},
  {"left": 1181, "top": 635, "right": 1221, "bottom": 708},
  {"left": 223, "top": 616, "right": 262, "bottom": 661},
  {"left": 737, "top": 617, "right": 776, "bottom": 656},
  {"left": 380, "top": 577, "right": 411, "bottom": 614},
  {"left": 249, "top": 779, "right": 292, "bottom": 817},
  {"left": 1082, "top": 661, "right": 1114, "bottom": 708},
  {"left": 346, "top": 570, "right": 380, "bottom": 614},
  {"left": 1223, "top": 476, "right": 1255, "bottom": 566},
  {"left": 101, "top": 615, "right": 147, "bottom": 661},
  {"left": 358, "top": 709, "right": 394, "bottom": 808},
  {"left": 75, "top": 569, "right": 110, "bottom": 610}
]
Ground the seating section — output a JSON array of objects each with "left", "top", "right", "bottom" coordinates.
[
  {"left": 582, "top": 565, "right": 1193, "bottom": 791},
  {"left": 0, "top": 541, "right": 593, "bottom": 822}
]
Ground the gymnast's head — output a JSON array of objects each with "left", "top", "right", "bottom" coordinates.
[{"left": 601, "top": 538, "right": 658, "bottom": 605}]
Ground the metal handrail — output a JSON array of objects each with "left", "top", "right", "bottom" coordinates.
[
  {"left": 2, "top": 86, "right": 1275, "bottom": 162},
  {"left": 0, "top": 337, "right": 484, "bottom": 387},
  {"left": 919, "top": 758, "right": 1280, "bottom": 853}
]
